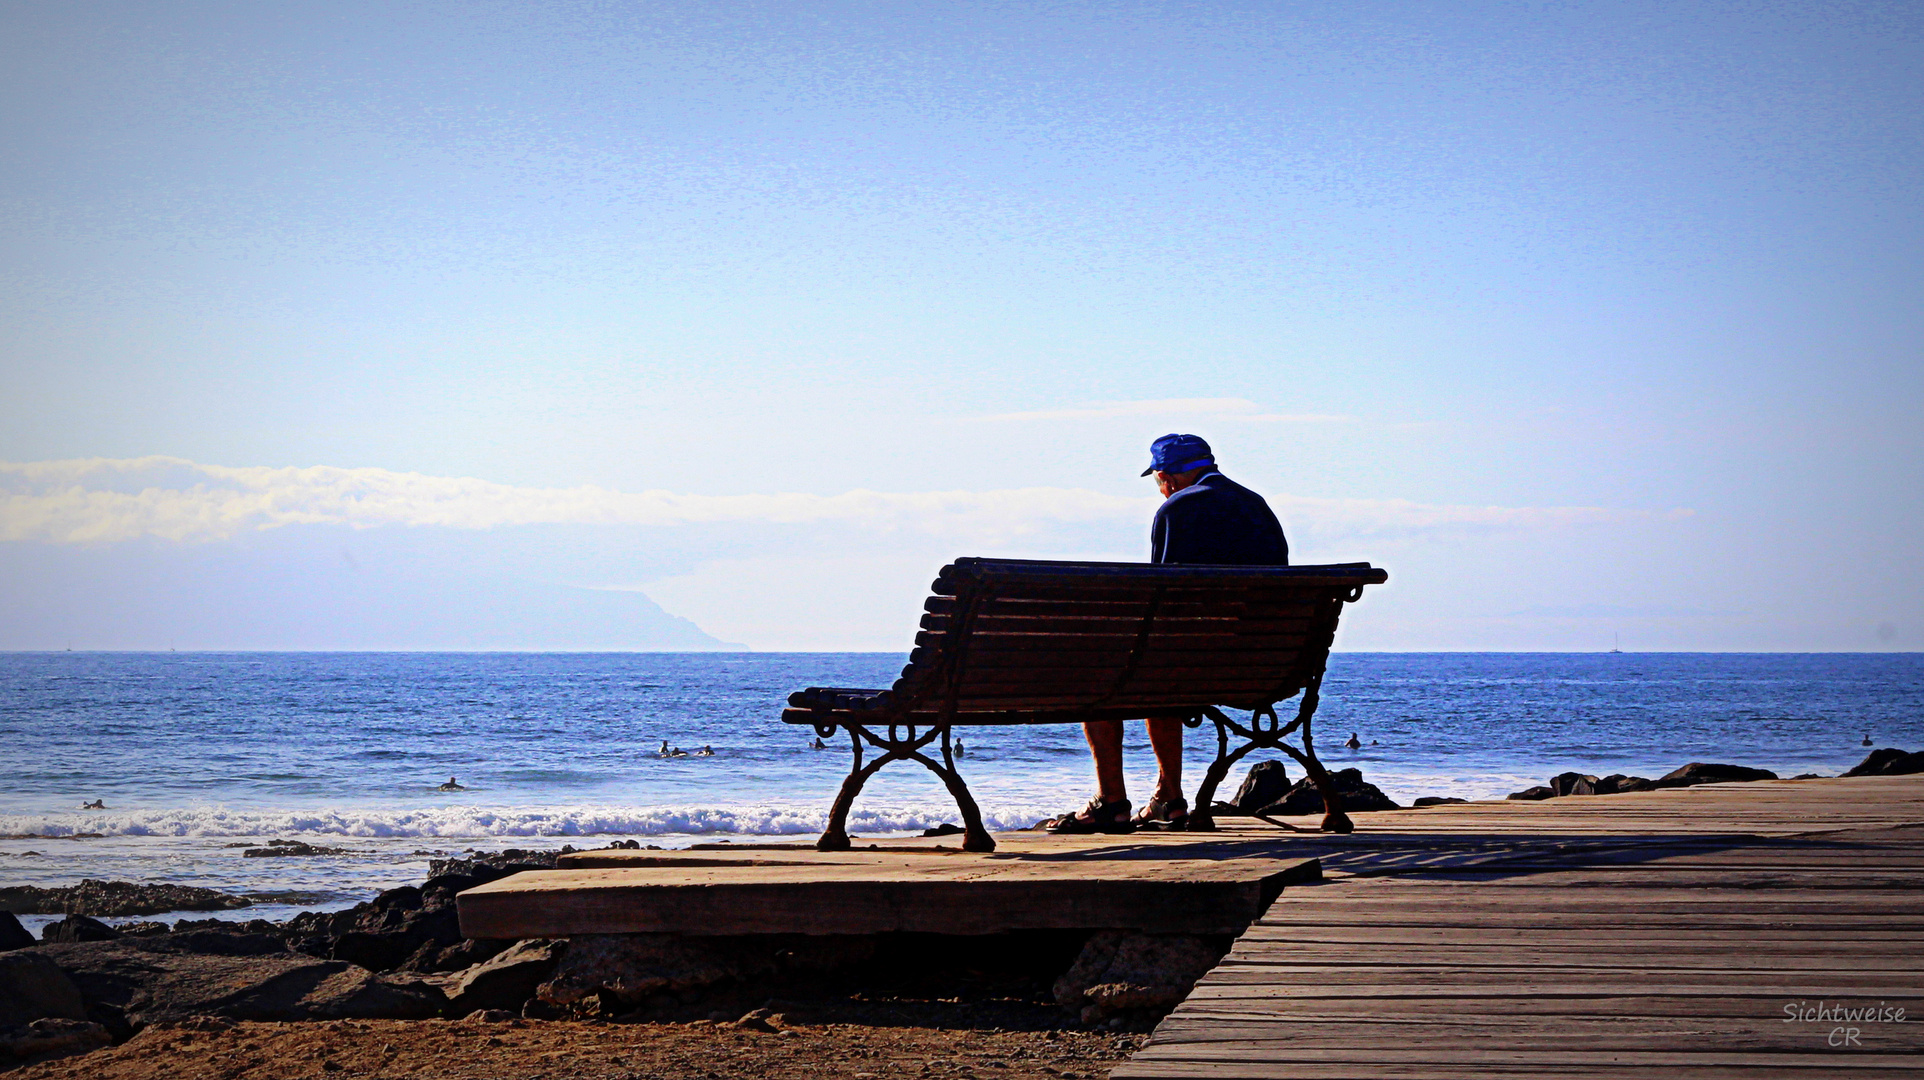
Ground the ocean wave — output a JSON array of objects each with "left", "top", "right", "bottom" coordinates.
[{"left": 0, "top": 802, "right": 1062, "bottom": 840}]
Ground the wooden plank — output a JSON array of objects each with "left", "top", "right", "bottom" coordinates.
[{"left": 920, "top": 613, "right": 1316, "bottom": 635}]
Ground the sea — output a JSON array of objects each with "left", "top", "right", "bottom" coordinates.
[{"left": 2, "top": 651, "right": 1919, "bottom": 935}]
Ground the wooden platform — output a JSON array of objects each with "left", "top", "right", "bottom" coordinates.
[
  {"left": 1117, "top": 774, "right": 1924, "bottom": 1079},
  {"left": 456, "top": 841, "right": 1324, "bottom": 939}
]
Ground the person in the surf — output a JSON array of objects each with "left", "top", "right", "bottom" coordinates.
[
  {"left": 1047, "top": 434, "right": 1289, "bottom": 835},
  {"left": 438, "top": 777, "right": 465, "bottom": 791}
]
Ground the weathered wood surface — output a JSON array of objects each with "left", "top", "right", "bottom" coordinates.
[
  {"left": 1115, "top": 773, "right": 1924, "bottom": 1079},
  {"left": 457, "top": 843, "right": 1322, "bottom": 939}
]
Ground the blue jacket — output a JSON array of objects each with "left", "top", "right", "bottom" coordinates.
[{"left": 1150, "top": 469, "right": 1289, "bottom": 566}]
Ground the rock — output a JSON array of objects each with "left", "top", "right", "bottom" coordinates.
[
  {"left": 0, "top": 951, "right": 89, "bottom": 1026},
  {"left": 920, "top": 823, "right": 965, "bottom": 837},
  {"left": 0, "top": 880, "right": 251, "bottom": 918},
  {"left": 1256, "top": 768, "right": 1400, "bottom": 816},
  {"left": 457, "top": 1008, "right": 519, "bottom": 1023},
  {"left": 1844, "top": 748, "right": 1924, "bottom": 777},
  {"left": 41, "top": 915, "right": 121, "bottom": 943},
  {"left": 310, "top": 884, "right": 463, "bottom": 972},
  {"left": 0, "top": 1017, "right": 111, "bottom": 1063},
  {"left": 169, "top": 918, "right": 284, "bottom": 936},
  {"left": 427, "top": 850, "right": 559, "bottom": 878},
  {"left": 1230, "top": 760, "right": 1293, "bottom": 814},
  {"left": 113, "top": 922, "right": 172, "bottom": 937},
  {"left": 1880, "top": 752, "right": 1924, "bottom": 776},
  {"left": 1052, "top": 932, "right": 1224, "bottom": 1023},
  {"left": 418, "top": 937, "right": 513, "bottom": 974},
  {"left": 1791, "top": 773, "right": 1825, "bottom": 780},
  {"left": 1082, "top": 982, "right": 1188, "bottom": 1013},
  {"left": 1654, "top": 763, "right": 1778, "bottom": 788},
  {"left": 1548, "top": 772, "right": 1598, "bottom": 797},
  {"left": 0, "top": 912, "right": 34, "bottom": 952},
  {"left": 448, "top": 939, "right": 566, "bottom": 1016},
  {"left": 538, "top": 934, "right": 763, "bottom": 1009},
  {"left": 732, "top": 1006, "right": 779, "bottom": 1032},
  {"left": 242, "top": 840, "right": 355, "bottom": 858},
  {"left": 1507, "top": 786, "right": 1555, "bottom": 801},
  {"left": 1412, "top": 797, "right": 1466, "bottom": 807},
  {"left": 1613, "top": 777, "right": 1655, "bottom": 793},
  {"left": 30, "top": 934, "right": 443, "bottom": 1025}
]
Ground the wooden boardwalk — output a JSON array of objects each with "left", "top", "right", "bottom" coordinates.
[{"left": 1117, "top": 774, "right": 1924, "bottom": 1079}]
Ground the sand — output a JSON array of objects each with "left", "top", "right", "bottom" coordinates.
[{"left": 10, "top": 1016, "right": 1143, "bottom": 1080}]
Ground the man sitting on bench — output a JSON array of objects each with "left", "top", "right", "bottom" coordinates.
[{"left": 1048, "top": 433, "right": 1291, "bottom": 834}]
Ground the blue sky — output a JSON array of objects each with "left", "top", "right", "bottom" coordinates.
[{"left": 2, "top": 1, "right": 1919, "bottom": 650}]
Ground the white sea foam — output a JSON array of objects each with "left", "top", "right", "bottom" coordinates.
[{"left": 0, "top": 802, "right": 1064, "bottom": 840}]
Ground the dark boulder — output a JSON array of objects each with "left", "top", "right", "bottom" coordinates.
[
  {"left": 1257, "top": 768, "right": 1399, "bottom": 815},
  {"left": 1412, "top": 796, "right": 1467, "bottom": 807},
  {"left": 425, "top": 938, "right": 514, "bottom": 973},
  {"left": 30, "top": 934, "right": 443, "bottom": 1025},
  {"left": 1507, "top": 786, "right": 1555, "bottom": 801},
  {"left": 1881, "top": 752, "right": 1924, "bottom": 776},
  {"left": 41, "top": 916, "right": 120, "bottom": 943},
  {"left": 291, "top": 882, "right": 464, "bottom": 972},
  {"left": 0, "top": 912, "right": 34, "bottom": 952},
  {"left": 0, "top": 1017, "right": 111, "bottom": 1063},
  {"left": 447, "top": 939, "right": 566, "bottom": 1016},
  {"left": 1844, "top": 748, "right": 1924, "bottom": 777},
  {"left": 1846, "top": 748, "right": 1907, "bottom": 776},
  {"left": 1549, "top": 772, "right": 1599, "bottom": 797},
  {"left": 1613, "top": 776, "right": 1655, "bottom": 793},
  {"left": 0, "top": 951, "right": 88, "bottom": 1026},
  {"left": 1654, "top": 763, "right": 1777, "bottom": 788},
  {"left": 1231, "top": 761, "right": 1293, "bottom": 814}
]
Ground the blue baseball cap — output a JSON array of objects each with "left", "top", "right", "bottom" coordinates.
[{"left": 1142, "top": 433, "right": 1215, "bottom": 476}]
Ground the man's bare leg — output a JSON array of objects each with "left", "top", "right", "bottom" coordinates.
[
  {"left": 1146, "top": 716, "right": 1185, "bottom": 802},
  {"left": 1083, "top": 720, "right": 1126, "bottom": 803}
]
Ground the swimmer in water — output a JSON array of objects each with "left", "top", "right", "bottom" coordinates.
[
  {"left": 438, "top": 777, "right": 465, "bottom": 791},
  {"left": 1864, "top": 732, "right": 1874, "bottom": 746},
  {"left": 81, "top": 799, "right": 105, "bottom": 810},
  {"left": 954, "top": 736, "right": 966, "bottom": 756},
  {"left": 1344, "top": 732, "right": 1362, "bottom": 749},
  {"left": 694, "top": 745, "right": 714, "bottom": 756},
  {"left": 811, "top": 736, "right": 827, "bottom": 749},
  {"left": 659, "top": 740, "right": 672, "bottom": 756}
]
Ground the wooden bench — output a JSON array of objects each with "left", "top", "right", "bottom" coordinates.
[{"left": 783, "top": 558, "right": 1388, "bottom": 853}]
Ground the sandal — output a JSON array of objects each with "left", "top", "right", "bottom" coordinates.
[
  {"left": 1132, "top": 794, "right": 1189, "bottom": 830},
  {"left": 1046, "top": 796, "right": 1134, "bottom": 834}
]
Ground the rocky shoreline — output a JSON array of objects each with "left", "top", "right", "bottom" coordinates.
[{"left": 1, "top": 846, "right": 1221, "bottom": 1073}]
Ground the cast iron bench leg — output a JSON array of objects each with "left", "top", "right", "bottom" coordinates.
[
  {"left": 816, "top": 722, "right": 996, "bottom": 853},
  {"left": 1186, "top": 673, "right": 1353, "bottom": 834}
]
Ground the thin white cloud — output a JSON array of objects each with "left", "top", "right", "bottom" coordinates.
[
  {"left": 0, "top": 456, "right": 1682, "bottom": 546},
  {"left": 969, "top": 398, "right": 1352, "bottom": 423}
]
